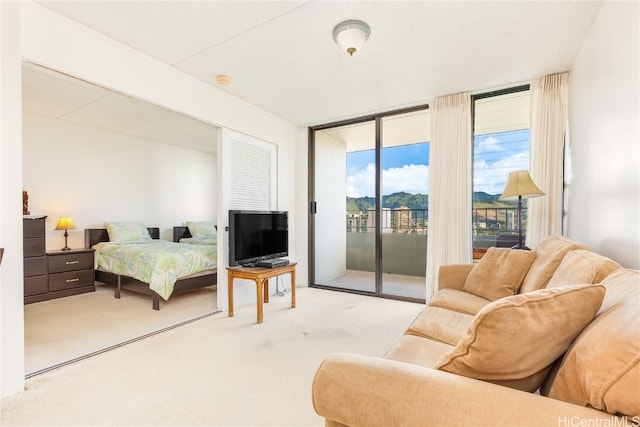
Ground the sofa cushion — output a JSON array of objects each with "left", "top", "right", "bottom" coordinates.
[
  {"left": 438, "top": 264, "right": 476, "bottom": 291},
  {"left": 546, "top": 250, "right": 621, "bottom": 288},
  {"left": 433, "top": 284, "right": 605, "bottom": 392},
  {"left": 383, "top": 334, "right": 454, "bottom": 368},
  {"left": 406, "top": 306, "right": 475, "bottom": 346},
  {"left": 428, "top": 289, "right": 491, "bottom": 315},
  {"left": 462, "top": 247, "right": 537, "bottom": 301},
  {"left": 519, "top": 235, "right": 588, "bottom": 293},
  {"left": 544, "top": 269, "right": 640, "bottom": 417}
]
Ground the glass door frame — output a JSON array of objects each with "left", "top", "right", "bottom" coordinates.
[{"left": 308, "top": 104, "right": 429, "bottom": 303}]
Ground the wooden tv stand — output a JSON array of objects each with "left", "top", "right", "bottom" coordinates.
[{"left": 226, "top": 262, "right": 296, "bottom": 323}]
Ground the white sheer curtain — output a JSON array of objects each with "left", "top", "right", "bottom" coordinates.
[
  {"left": 526, "top": 73, "right": 569, "bottom": 248},
  {"left": 426, "top": 92, "right": 473, "bottom": 300}
]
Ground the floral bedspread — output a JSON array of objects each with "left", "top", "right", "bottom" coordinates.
[{"left": 93, "top": 240, "right": 217, "bottom": 300}]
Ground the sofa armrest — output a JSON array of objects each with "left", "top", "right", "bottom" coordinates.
[
  {"left": 312, "top": 353, "right": 617, "bottom": 427},
  {"left": 438, "top": 264, "right": 475, "bottom": 291}
]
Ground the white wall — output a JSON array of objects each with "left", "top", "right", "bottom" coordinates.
[
  {"left": 21, "top": 2, "right": 296, "bottom": 148},
  {"left": 22, "top": 114, "right": 217, "bottom": 246},
  {"left": 567, "top": 1, "right": 640, "bottom": 268},
  {"left": 1, "top": 2, "right": 300, "bottom": 398},
  {"left": 313, "top": 132, "right": 347, "bottom": 283},
  {"left": 17, "top": 0, "right": 299, "bottom": 264},
  {"left": 294, "top": 127, "right": 309, "bottom": 287},
  {"left": 0, "top": 0, "right": 26, "bottom": 400}
]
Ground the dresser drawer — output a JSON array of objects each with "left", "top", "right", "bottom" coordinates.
[
  {"left": 24, "top": 238, "right": 45, "bottom": 257},
  {"left": 23, "top": 217, "right": 45, "bottom": 238},
  {"left": 24, "top": 275, "right": 47, "bottom": 296},
  {"left": 48, "top": 251, "right": 94, "bottom": 274},
  {"left": 24, "top": 256, "right": 47, "bottom": 277},
  {"left": 48, "top": 269, "right": 94, "bottom": 291}
]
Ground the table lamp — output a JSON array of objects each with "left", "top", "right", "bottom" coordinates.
[
  {"left": 499, "top": 171, "right": 544, "bottom": 250},
  {"left": 55, "top": 217, "right": 76, "bottom": 251}
]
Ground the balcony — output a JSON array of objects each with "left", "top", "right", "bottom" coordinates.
[{"left": 346, "top": 206, "right": 525, "bottom": 274}]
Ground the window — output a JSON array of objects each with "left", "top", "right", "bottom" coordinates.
[{"left": 472, "top": 87, "right": 530, "bottom": 258}]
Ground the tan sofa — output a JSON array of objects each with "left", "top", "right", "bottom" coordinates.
[{"left": 312, "top": 235, "right": 640, "bottom": 427}]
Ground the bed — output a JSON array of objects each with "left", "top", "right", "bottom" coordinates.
[
  {"left": 85, "top": 226, "right": 217, "bottom": 310},
  {"left": 173, "top": 221, "right": 217, "bottom": 245}
]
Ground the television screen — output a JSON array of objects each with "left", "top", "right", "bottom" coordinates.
[{"left": 228, "top": 210, "right": 288, "bottom": 266}]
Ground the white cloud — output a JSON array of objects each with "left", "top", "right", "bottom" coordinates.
[
  {"left": 383, "top": 164, "right": 429, "bottom": 195},
  {"left": 475, "top": 135, "right": 500, "bottom": 154},
  {"left": 347, "top": 163, "right": 429, "bottom": 197},
  {"left": 474, "top": 152, "right": 530, "bottom": 194},
  {"left": 346, "top": 163, "right": 376, "bottom": 197}
]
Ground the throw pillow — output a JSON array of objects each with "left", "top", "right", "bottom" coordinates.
[
  {"left": 519, "top": 235, "right": 588, "bottom": 293},
  {"left": 186, "top": 221, "right": 217, "bottom": 239},
  {"left": 546, "top": 250, "right": 621, "bottom": 288},
  {"left": 544, "top": 269, "right": 639, "bottom": 417},
  {"left": 462, "top": 247, "right": 537, "bottom": 301},
  {"left": 434, "top": 284, "right": 606, "bottom": 392},
  {"left": 105, "top": 221, "right": 152, "bottom": 242}
]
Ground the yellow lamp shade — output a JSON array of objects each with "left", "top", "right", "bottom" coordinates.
[
  {"left": 500, "top": 170, "right": 545, "bottom": 200},
  {"left": 55, "top": 217, "right": 76, "bottom": 230}
]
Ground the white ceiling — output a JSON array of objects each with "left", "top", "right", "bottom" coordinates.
[
  {"left": 33, "top": 0, "right": 602, "bottom": 128},
  {"left": 22, "top": 63, "right": 220, "bottom": 153}
]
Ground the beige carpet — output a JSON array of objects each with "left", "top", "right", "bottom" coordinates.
[
  {"left": 3, "top": 287, "right": 424, "bottom": 426},
  {"left": 321, "top": 270, "right": 427, "bottom": 299},
  {"left": 25, "top": 282, "right": 218, "bottom": 376}
]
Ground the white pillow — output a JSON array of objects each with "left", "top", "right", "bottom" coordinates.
[
  {"left": 186, "top": 221, "right": 217, "bottom": 240},
  {"left": 105, "top": 222, "right": 152, "bottom": 242}
]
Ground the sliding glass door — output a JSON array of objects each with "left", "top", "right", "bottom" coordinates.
[
  {"left": 380, "top": 111, "right": 430, "bottom": 299},
  {"left": 313, "top": 120, "right": 376, "bottom": 293},
  {"left": 310, "top": 106, "right": 429, "bottom": 302}
]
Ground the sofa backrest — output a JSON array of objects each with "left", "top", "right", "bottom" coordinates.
[
  {"left": 542, "top": 268, "right": 640, "bottom": 417},
  {"left": 519, "top": 235, "right": 588, "bottom": 293},
  {"left": 545, "top": 249, "right": 622, "bottom": 289}
]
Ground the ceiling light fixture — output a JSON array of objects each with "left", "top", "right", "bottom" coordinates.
[
  {"left": 216, "top": 75, "right": 232, "bottom": 85},
  {"left": 332, "top": 19, "right": 370, "bottom": 56}
]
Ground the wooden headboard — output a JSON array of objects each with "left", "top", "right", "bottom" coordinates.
[
  {"left": 173, "top": 226, "right": 192, "bottom": 242},
  {"left": 173, "top": 224, "right": 218, "bottom": 242},
  {"left": 84, "top": 227, "right": 160, "bottom": 248}
]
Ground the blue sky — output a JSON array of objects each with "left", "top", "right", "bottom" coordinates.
[
  {"left": 473, "top": 129, "right": 530, "bottom": 194},
  {"left": 346, "top": 129, "right": 529, "bottom": 197},
  {"left": 347, "top": 142, "right": 430, "bottom": 170},
  {"left": 347, "top": 142, "right": 430, "bottom": 197}
]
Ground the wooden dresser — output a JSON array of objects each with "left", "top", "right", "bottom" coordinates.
[
  {"left": 46, "top": 249, "right": 95, "bottom": 299},
  {"left": 23, "top": 217, "right": 47, "bottom": 301},
  {"left": 23, "top": 217, "right": 95, "bottom": 304}
]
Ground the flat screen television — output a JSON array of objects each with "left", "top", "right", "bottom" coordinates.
[{"left": 228, "top": 210, "right": 288, "bottom": 266}]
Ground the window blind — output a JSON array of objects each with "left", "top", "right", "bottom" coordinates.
[
  {"left": 229, "top": 139, "right": 273, "bottom": 210},
  {"left": 475, "top": 90, "right": 529, "bottom": 135}
]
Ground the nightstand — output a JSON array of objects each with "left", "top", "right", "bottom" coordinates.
[{"left": 45, "top": 249, "right": 95, "bottom": 301}]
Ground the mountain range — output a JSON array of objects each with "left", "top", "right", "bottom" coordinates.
[{"left": 347, "top": 191, "right": 517, "bottom": 211}]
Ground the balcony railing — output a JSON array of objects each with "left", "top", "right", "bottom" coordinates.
[
  {"left": 345, "top": 207, "right": 527, "bottom": 274},
  {"left": 346, "top": 207, "right": 526, "bottom": 238}
]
